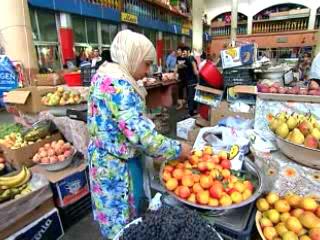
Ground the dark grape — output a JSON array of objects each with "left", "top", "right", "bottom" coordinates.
[{"left": 119, "top": 205, "right": 221, "bottom": 240}]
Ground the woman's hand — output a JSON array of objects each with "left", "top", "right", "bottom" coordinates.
[{"left": 179, "top": 142, "right": 192, "bottom": 160}]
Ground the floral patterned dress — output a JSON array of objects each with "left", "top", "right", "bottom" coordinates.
[{"left": 87, "top": 73, "right": 181, "bottom": 239}]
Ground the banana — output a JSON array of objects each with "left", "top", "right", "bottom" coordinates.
[{"left": 0, "top": 167, "right": 31, "bottom": 189}]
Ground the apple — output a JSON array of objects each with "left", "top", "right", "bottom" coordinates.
[
  {"left": 220, "top": 159, "right": 231, "bottom": 169},
  {"left": 269, "top": 87, "right": 278, "bottom": 93},
  {"left": 278, "top": 87, "right": 287, "bottom": 94},
  {"left": 0, "top": 157, "right": 5, "bottom": 163}
]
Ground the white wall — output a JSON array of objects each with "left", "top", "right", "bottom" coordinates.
[{"left": 205, "top": 0, "right": 320, "bottom": 22}]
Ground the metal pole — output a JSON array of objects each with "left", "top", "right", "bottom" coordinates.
[{"left": 230, "top": 0, "right": 239, "bottom": 47}]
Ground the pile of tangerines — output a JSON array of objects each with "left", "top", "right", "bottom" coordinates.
[{"left": 162, "top": 146, "right": 254, "bottom": 207}]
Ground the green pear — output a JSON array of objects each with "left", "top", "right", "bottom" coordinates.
[
  {"left": 270, "top": 119, "right": 281, "bottom": 131},
  {"left": 277, "top": 112, "right": 288, "bottom": 122},
  {"left": 276, "top": 123, "right": 289, "bottom": 138},
  {"left": 287, "top": 116, "right": 298, "bottom": 130},
  {"left": 311, "top": 128, "right": 320, "bottom": 140},
  {"left": 290, "top": 128, "right": 305, "bottom": 145}
]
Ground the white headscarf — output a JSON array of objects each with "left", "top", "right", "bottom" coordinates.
[{"left": 98, "top": 30, "right": 156, "bottom": 99}]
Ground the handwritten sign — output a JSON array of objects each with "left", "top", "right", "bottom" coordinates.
[{"left": 121, "top": 12, "right": 138, "bottom": 24}]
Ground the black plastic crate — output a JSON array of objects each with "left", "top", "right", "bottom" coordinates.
[
  {"left": 80, "top": 64, "right": 96, "bottom": 86},
  {"left": 223, "top": 67, "right": 255, "bottom": 87},
  {"left": 58, "top": 193, "right": 92, "bottom": 230},
  {"left": 214, "top": 207, "right": 257, "bottom": 240}
]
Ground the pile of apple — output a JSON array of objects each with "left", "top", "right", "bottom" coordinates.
[
  {"left": 257, "top": 192, "right": 320, "bottom": 240},
  {"left": 258, "top": 80, "right": 320, "bottom": 96},
  {"left": 269, "top": 112, "right": 320, "bottom": 149},
  {"left": 162, "top": 146, "right": 255, "bottom": 207},
  {"left": 32, "top": 139, "right": 74, "bottom": 165}
]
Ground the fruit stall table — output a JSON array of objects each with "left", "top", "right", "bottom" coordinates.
[
  {"left": 254, "top": 94, "right": 320, "bottom": 141},
  {"left": 251, "top": 148, "right": 320, "bottom": 199}
]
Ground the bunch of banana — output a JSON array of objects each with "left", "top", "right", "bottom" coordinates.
[
  {"left": 0, "top": 166, "right": 31, "bottom": 190},
  {"left": 0, "top": 183, "right": 31, "bottom": 203}
]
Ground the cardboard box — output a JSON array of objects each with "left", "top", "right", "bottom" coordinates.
[
  {"left": 6, "top": 208, "right": 64, "bottom": 240},
  {"left": 210, "top": 101, "right": 254, "bottom": 126},
  {"left": 4, "top": 86, "right": 56, "bottom": 114},
  {"left": 176, "top": 118, "right": 196, "bottom": 140},
  {"left": 0, "top": 173, "right": 52, "bottom": 233},
  {"left": 220, "top": 44, "right": 255, "bottom": 69},
  {"left": 32, "top": 162, "right": 89, "bottom": 208},
  {"left": 32, "top": 73, "right": 64, "bottom": 86},
  {"left": 1, "top": 198, "right": 55, "bottom": 239},
  {"left": 0, "top": 132, "right": 62, "bottom": 169},
  {"left": 194, "top": 85, "right": 223, "bottom": 108}
]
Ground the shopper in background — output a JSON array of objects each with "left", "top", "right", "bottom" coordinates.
[
  {"left": 184, "top": 47, "right": 199, "bottom": 116},
  {"left": 91, "top": 48, "right": 102, "bottom": 69},
  {"left": 176, "top": 47, "right": 187, "bottom": 110},
  {"left": 87, "top": 30, "right": 191, "bottom": 239},
  {"left": 165, "top": 49, "right": 177, "bottom": 72},
  {"left": 297, "top": 52, "right": 311, "bottom": 81},
  {"left": 95, "top": 49, "right": 112, "bottom": 69}
]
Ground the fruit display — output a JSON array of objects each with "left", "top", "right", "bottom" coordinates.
[
  {"left": 256, "top": 192, "right": 320, "bottom": 240},
  {"left": 258, "top": 80, "right": 320, "bottom": 96},
  {"left": 268, "top": 112, "right": 320, "bottom": 150},
  {"left": 119, "top": 205, "right": 222, "bottom": 240},
  {"left": 0, "top": 122, "right": 53, "bottom": 150},
  {"left": 0, "top": 123, "right": 23, "bottom": 140},
  {"left": 0, "top": 166, "right": 32, "bottom": 203},
  {"left": 41, "top": 87, "right": 82, "bottom": 106},
  {"left": 161, "top": 146, "right": 257, "bottom": 208},
  {"left": 0, "top": 156, "right": 6, "bottom": 173},
  {"left": 32, "top": 139, "right": 74, "bottom": 165}
]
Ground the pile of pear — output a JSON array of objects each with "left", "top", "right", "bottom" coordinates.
[
  {"left": 269, "top": 112, "right": 320, "bottom": 149},
  {"left": 257, "top": 192, "right": 320, "bottom": 240}
]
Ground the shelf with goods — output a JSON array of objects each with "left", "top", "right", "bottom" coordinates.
[
  {"left": 121, "top": 0, "right": 189, "bottom": 29},
  {"left": 252, "top": 16, "right": 308, "bottom": 34}
]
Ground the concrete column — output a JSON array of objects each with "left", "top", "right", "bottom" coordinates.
[
  {"left": 247, "top": 15, "right": 253, "bottom": 35},
  {"left": 158, "top": 31, "right": 163, "bottom": 40},
  {"left": 60, "top": 13, "right": 72, "bottom": 28},
  {"left": 315, "top": 30, "right": 320, "bottom": 56},
  {"left": 308, "top": 7, "right": 317, "bottom": 31},
  {"left": 192, "top": 0, "right": 204, "bottom": 52},
  {"left": 0, "top": 0, "right": 38, "bottom": 81},
  {"left": 230, "top": 0, "right": 239, "bottom": 44}
]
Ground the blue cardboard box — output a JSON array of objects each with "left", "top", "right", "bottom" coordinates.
[{"left": 7, "top": 208, "right": 64, "bottom": 240}]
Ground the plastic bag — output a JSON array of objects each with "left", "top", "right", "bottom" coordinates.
[{"left": 218, "top": 116, "right": 254, "bottom": 129}]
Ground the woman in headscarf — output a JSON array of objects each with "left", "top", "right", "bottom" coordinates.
[{"left": 87, "top": 30, "right": 191, "bottom": 239}]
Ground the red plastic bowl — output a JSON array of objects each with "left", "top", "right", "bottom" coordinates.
[
  {"left": 64, "top": 72, "right": 81, "bottom": 86},
  {"left": 199, "top": 61, "right": 223, "bottom": 89}
]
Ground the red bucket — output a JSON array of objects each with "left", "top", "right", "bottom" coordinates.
[
  {"left": 64, "top": 72, "right": 81, "bottom": 86},
  {"left": 199, "top": 61, "right": 223, "bottom": 89}
]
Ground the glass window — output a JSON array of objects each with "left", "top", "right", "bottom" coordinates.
[
  {"left": 29, "top": 8, "right": 39, "bottom": 40},
  {"left": 109, "top": 24, "right": 118, "bottom": 42},
  {"left": 86, "top": 18, "right": 98, "bottom": 44},
  {"left": 72, "top": 15, "right": 86, "bottom": 43},
  {"left": 35, "top": 45, "right": 61, "bottom": 71},
  {"left": 144, "top": 29, "right": 157, "bottom": 46},
  {"left": 101, "top": 22, "right": 118, "bottom": 45},
  {"left": 37, "top": 9, "right": 57, "bottom": 42}
]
